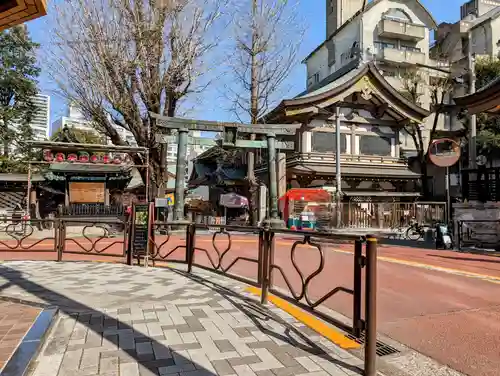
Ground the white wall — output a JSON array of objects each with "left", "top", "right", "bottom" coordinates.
[
  {"left": 333, "top": 19, "right": 361, "bottom": 69},
  {"left": 361, "top": 0, "right": 431, "bottom": 60},
  {"left": 305, "top": 18, "right": 361, "bottom": 88},
  {"left": 306, "top": 46, "right": 329, "bottom": 88}
]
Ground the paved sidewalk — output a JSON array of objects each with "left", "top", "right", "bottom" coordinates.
[
  {"left": 0, "top": 300, "right": 41, "bottom": 370},
  {"left": 0, "top": 261, "right": 364, "bottom": 376}
]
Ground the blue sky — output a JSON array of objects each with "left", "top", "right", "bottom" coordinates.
[{"left": 26, "top": 0, "right": 466, "bottom": 125}]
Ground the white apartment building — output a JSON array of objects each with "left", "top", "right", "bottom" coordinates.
[
  {"left": 51, "top": 104, "right": 137, "bottom": 146},
  {"left": 28, "top": 94, "right": 50, "bottom": 140},
  {"left": 2, "top": 94, "right": 49, "bottom": 156},
  {"left": 50, "top": 104, "right": 94, "bottom": 137},
  {"left": 8, "top": 94, "right": 50, "bottom": 141},
  {"left": 304, "top": 0, "right": 459, "bottom": 155},
  {"left": 432, "top": 0, "right": 500, "bottom": 96}
]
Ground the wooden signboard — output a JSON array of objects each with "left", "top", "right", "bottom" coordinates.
[{"left": 69, "top": 182, "right": 105, "bottom": 203}]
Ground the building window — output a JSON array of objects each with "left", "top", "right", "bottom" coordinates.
[
  {"left": 313, "top": 73, "right": 320, "bottom": 83},
  {"left": 401, "top": 44, "right": 421, "bottom": 52},
  {"left": 329, "top": 0, "right": 335, "bottom": 14},
  {"left": 383, "top": 8, "right": 412, "bottom": 23},
  {"left": 374, "top": 41, "right": 396, "bottom": 50},
  {"left": 359, "top": 135, "right": 392, "bottom": 156},
  {"left": 380, "top": 68, "right": 397, "bottom": 77},
  {"left": 311, "top": 132, "right": 347, "bottom": 153}
]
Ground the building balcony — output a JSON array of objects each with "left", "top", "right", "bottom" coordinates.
[
  {"left": 378, "top": 19, "right": 425, "bottom": 41},
  {"left": 377, "top": 47, "right": 426, "bottom": 66}
]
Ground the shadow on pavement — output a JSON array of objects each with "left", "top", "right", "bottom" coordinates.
[
  {"left": 427, "top": 254, "right": 500, "bottom": 264},
  {"left": 0, "top": 265, "right": 190, "bottom": 375},
  {"left": 171, "top": 268, "right": 363, "bottom": 375},
  {"left": 0, "top": 263, "right": 360, "bottom": 375}
]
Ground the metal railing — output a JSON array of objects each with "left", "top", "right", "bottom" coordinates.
[
  {"left": 346, "top": 201, "right": 446, "bottom": 229},
  {"left": 62, "top": 203, "right": 125, "bottom": 217},
  {"left": 0, "top": 218, "right": 57, "bottom": 253},
  {"left": 181, "top": 224, "right": 378, "bottom": 376},
  {"left": 457, "top": 220, "right": 500, "bottom": 250},
  {"left": 0, "top": 217, "right": 379, "bottom": 376},
  {"left": 57, "top": 218, "right": 129, "bottom": 261}
]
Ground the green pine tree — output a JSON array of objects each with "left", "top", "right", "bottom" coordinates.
[{"left": 0, "top": 25, "right": 40, "bottom": 164}]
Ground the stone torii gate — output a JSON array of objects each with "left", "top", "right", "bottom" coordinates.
[{"left": 150, "top": 113, "right": 299, "bottom": 228}]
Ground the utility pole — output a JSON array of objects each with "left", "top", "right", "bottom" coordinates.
[
  {"left": 468, "top": 30, "right": 477, "bottom": 169},
  {"left": 335, "top": 107, "right": 342, "bottom": 228}
]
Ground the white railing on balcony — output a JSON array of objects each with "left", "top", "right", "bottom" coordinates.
[
  {"left": 374, "top": 46, "right": 426, "bottom": 65},
  {"left": 378, "top": 19, "right": 425, "bottom": 41},
  {"left": 286, "top": 152, "right": 407, "bottom": 165}
]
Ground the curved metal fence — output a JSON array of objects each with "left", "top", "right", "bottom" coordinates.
[{"left": 0, "top": 216, "right": 379, "bottom": 376}]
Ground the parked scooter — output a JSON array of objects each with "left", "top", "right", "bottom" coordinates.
[{"left": 435, "top": 222, "right": 453, "bottom": 250}]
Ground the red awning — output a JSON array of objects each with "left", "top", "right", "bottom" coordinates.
[{"left": 279, "top": 188, "right": 331, "bottom": 202}]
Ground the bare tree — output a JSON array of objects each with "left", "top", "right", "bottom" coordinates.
[
  {"left": 46, "top": 0, "right": 227, "bottom": 196},
  {"left": 225, "top": 0, "right": 304, "bottom": 224},
  {"left": 401, "top": 69, "right": 455, "bottom": 198}
]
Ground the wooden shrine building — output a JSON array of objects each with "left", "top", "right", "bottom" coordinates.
[
  {"left": 455, "top": 76, "right": 500, "bottom": 202},
  {"left": 27, "top": 129, "right": 148, "bottom": 218},
  {"left": 258, "top": 61, "right": 430, "bottom": 201}
]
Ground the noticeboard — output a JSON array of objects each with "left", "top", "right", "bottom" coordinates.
[
  {"left": 131, "top": 203, "right": 152, "bottom": 254},
  {"left": 69, "top": 182, "right": 105, "bottom": 203}
]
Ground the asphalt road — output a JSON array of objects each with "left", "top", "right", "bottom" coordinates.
[{"left": 0, "top": 232, "right": 499, "bottom": 376}]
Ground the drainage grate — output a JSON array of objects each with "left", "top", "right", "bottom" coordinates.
[{"left": 346, "top": 333, "right": 400, "bottom": 357}]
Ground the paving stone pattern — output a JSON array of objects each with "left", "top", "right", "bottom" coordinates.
[
  {"left": 0, "top": 300, "right": 41, "bottom": 370},
  {"left": 0, "top": 261, "right": 363, "bottom": 376}
]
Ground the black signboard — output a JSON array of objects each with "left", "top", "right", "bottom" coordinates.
[{"left": 131, "top": 203, "right": 152, "bottom": 256}]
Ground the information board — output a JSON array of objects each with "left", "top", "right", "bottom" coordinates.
[
  {"left": 69, "top": 182, "right": 105, "bottom": 203},
  {"left": 131, "top": 203, "right": 151, "bottom": 254}
]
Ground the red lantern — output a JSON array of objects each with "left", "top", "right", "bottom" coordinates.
[
  {"left": 103, "top": 154, "right": 110, "bottom": 164},
  {"left": 55, "top": 153, "right": 65, "bottom": 162},
  {"left": 90, "top": 154, "right": 99, "bottom": 163},
  {"left": 79, "top": 152, "right": 89, "bottom": 163},
  {"left": 67, "top": 154, "right": 77, "bottom": 162},
  {"left": 43, "top": 150, "right": 54, "bottom": 162}
]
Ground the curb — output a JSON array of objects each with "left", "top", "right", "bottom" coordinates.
[{"left": 1, "top": 305, "right": 58, "bottom": 376}]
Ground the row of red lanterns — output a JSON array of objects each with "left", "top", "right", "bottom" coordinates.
[{"left": 43, "top": 150, "right": 129, "bottom": 164}]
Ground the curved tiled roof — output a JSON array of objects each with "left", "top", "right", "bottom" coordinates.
[
  {"left": 264, "top": 61, "right": 430, "bottom": 123},
  {"left": 454, "top": 76, "right": 500, "bottom": 115}
]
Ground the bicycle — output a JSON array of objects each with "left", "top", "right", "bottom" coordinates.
[{"left": 405, "top": 221, "right": 434, "bottom": 241}]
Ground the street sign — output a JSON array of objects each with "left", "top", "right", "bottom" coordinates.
[
  {"left": 476, "top": 155, "right": 487, "bottom": 166},
  {"left": 155, "top": 198, "right": 169, "bottom": 207},
  {"left": 429, "top": 138, "right": 460, "bottom": 167}
]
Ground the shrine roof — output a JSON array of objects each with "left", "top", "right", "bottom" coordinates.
[
  {"left": 289, "top": 164, "right": 421, "bottom": 179},
  {"left": 454, "top": 76, "right": 500, "bottom": 115},
  {"left": 0, "top": 173, "right": 44, "bottom": 182},
  {"left": 48, "top": 164, "right": 132, "bottom": 174},
  {"left": 263, "top": 61, "right": 430, "bottom": 124}
]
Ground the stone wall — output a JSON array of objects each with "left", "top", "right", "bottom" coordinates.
[{"left": 453, "top": 202, "right": 500, "bottom": 247}]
